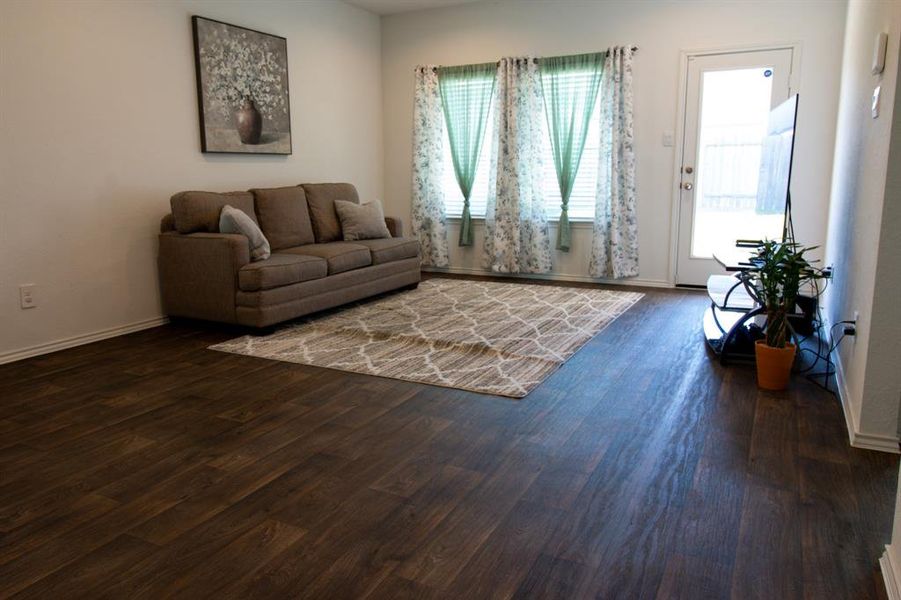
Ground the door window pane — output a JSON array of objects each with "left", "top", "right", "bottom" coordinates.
[{"left": 691, "top": 67, "right": 784, "bottom": 257}]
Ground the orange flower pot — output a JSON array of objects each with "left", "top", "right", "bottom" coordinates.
[{"left": 755, "top": 341, "right": 796, "bottom": 390}]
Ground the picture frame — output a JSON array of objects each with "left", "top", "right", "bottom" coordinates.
[{"left": 191, "top": 15, "right": 292, "bottom": 155}]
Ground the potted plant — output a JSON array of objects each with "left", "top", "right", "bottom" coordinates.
[{"left": 749, "top": 240, "right": 825, "bottom": 390}]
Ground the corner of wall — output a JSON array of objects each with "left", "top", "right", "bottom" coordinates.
[
  {"left": 823, "top": 0, "right": 901, "bottom": 455},
  {"left": 833, "top": 334, "right": 901, "bottom": 453}
]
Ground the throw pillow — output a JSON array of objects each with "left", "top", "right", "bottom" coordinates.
[
  {"left": 335, "top": 199, "right": 392, "bottom": 241},
  {"left": 219, "top": 204, "right": 271, "bottom": 261}
]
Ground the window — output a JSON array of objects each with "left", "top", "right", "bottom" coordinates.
[
  {"left": 442, "top": 76, "right": 601, "bottom": 222},
  {"left": 441, "top": 96, "right": 495, "bottom": 219},
  {"left": 541, "top": 75, "right": 602, "bottom": 221}
]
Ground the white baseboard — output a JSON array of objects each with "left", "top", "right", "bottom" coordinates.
[
  {"left": 0, "top": 316, "right": 169, "bottom": 366},
  {"left": 422, "top": 266, "right": 675, "bottom": 289},
  {"left": 881, "top": 547, "right": 901, "bottom": 600},
  {"left": 833, "top": 346, "right": 901, "bottom": 454}
]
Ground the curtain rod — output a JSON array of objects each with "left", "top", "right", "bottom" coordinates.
[
  {"left": 503, "top": 47, "right": 638, "bottom": 65},
  {"left": 422, "top": 47, "right": 638, "bottom": 71}
]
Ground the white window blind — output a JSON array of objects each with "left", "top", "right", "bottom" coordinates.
[
  {"left": 442, "top": 70, "right": 601, "bottom": 222},
  {"left": 441, "top": 95, "right": 495, "bottom": 219},
  {"left": 541, "top": 71, "right": 602, "bottom": 221}
]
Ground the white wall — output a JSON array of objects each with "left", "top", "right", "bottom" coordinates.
[
  {"left": 826, "top": 0, "right": 901, "bottom": 451},
  {"left": 0, "top": 0, "right": 383, "bottom": 360},
  {"left": 381, "top": 0, "right": 846, "bottom": 286}
]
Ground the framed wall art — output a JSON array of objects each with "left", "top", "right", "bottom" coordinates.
[{"left": 192, "top": 16, "right": 292, "bottom": 154}]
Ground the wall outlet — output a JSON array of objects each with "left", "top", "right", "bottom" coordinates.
[
  {"left": 845, "top": 310, "right": 860, "bottom": 340},
  {"left": 19, "top": 284, "right": 36, "bottom": 309}
]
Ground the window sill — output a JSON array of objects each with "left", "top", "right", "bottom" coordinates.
[{"left": 447, "top": 216, "right": 595, "bottom": 229}]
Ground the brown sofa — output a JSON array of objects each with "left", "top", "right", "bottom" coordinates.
[{"left": 158, "top": 183, "right": 420, "bottom": 328}]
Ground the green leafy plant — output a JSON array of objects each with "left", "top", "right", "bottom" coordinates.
[{"left": 750, "top": 240, "right": 826, "bottom": 348}]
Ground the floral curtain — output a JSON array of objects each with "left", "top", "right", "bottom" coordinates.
[
  {"left": 590, "top": 47, "right": 638, "bottom": 279},
  {"left": 483, "top": 58, "right": 554, "bottom": 274},
  {"left": 411, "top": 66, "right": 450, "bottom": 267}
]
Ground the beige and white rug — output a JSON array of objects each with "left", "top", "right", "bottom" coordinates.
[{"left": 210, "top": 279, "right": 643, "bottom": 398}]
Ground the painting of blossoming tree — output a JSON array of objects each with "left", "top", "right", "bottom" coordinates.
[{"left": 192, "top": 16, "right": 291, "bottom": 154}]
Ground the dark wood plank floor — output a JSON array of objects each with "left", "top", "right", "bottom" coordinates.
[{"left": 0, "top": 276, "right": 897, "bottom": 599}]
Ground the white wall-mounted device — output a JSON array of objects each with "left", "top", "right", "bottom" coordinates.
[
  {"left": 873, "top": 32, "right": 888, "bottom": 75},
  {"left": 662, "top": 131, "right": 674, "bottom": 147},
  {"left": 873, "top": 85, "right": 881, "bottom": 119}
]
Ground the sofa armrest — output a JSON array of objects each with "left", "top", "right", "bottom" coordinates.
[
  {"left": 158, "top": 232, "right": 250, "bottom": 323},
  {"left": 384, "top": 216, "right": 404, "bottom": 238},
  {"left": 160, "top": 213, "right": 176, "bottom": 233}
]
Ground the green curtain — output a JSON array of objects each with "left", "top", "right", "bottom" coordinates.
[
  {"left": 540, "top": 52, "right": 603, "bottom": 252},
  {"left": 438, "top": 63, "right": 496, "bottom": 246}
]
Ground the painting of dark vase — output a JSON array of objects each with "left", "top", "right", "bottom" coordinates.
[
  {"left": 192, "top": 16, "right": 292, "bottom": 154},
  {"left": 235, "top": 98, "right": 263, "bottom": 145}
]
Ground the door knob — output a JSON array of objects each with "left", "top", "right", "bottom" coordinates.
[
  {"left": 682, "top": 182, "right": 693, "bottom": 190},
  {"left": 684, "top": 166, "right": 694, "bottom": 174}
]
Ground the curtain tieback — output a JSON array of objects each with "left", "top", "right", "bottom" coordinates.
[{"left": 459, "top": 195, "right": 474, "bottom": 247}]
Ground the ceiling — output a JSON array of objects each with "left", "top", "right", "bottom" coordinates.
[{"left": 344, "top": 0, "right": 484, "bottom": 16}]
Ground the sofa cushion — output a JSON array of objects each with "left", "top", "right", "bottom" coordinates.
[
  {"left": 284, "top": 242, "right": 371, "bottom": 275},
  {"left": 238, "top": 253, "right": 327, "bottom": 292},
  {"left": 236, "top": 256, "right": 420, "bottom": 310},
  {"left": 354, "top": 237, "right": 421, "bottom": 265},
  {"left": 171, "top": 190, "right": 257, "bottom": 234},
  {"left": 250, "top": 186, "right": 315, "bottom": 250},
  {"left": 301, "top": 183, "right": 360, "bottom": 243},
  {"left": 383, "top": 216, "right": 404, "bottom": 238}
]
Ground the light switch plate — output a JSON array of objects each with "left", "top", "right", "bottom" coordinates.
[{"left": 662, "top": 131, "right": 674, "bottom": 147}]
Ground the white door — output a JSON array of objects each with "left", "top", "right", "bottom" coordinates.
[{"left": 675, "top": 49, "right": 794, "bottom": 286}]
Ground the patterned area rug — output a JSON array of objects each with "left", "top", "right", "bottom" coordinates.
[{"left": 210, "top": 279, "right": 643, "bottom": 398}]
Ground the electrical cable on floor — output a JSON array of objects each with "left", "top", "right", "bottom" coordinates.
[
  {"left": 785, "top": 274, "right": 854, "bottom": 394},
  {"left": 796, "top": 316, "right": 854, "bottom": 394}
]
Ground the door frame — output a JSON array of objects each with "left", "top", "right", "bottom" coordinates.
[{"left": 667, "top": 42, "right": 802, "bottom": 286}]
